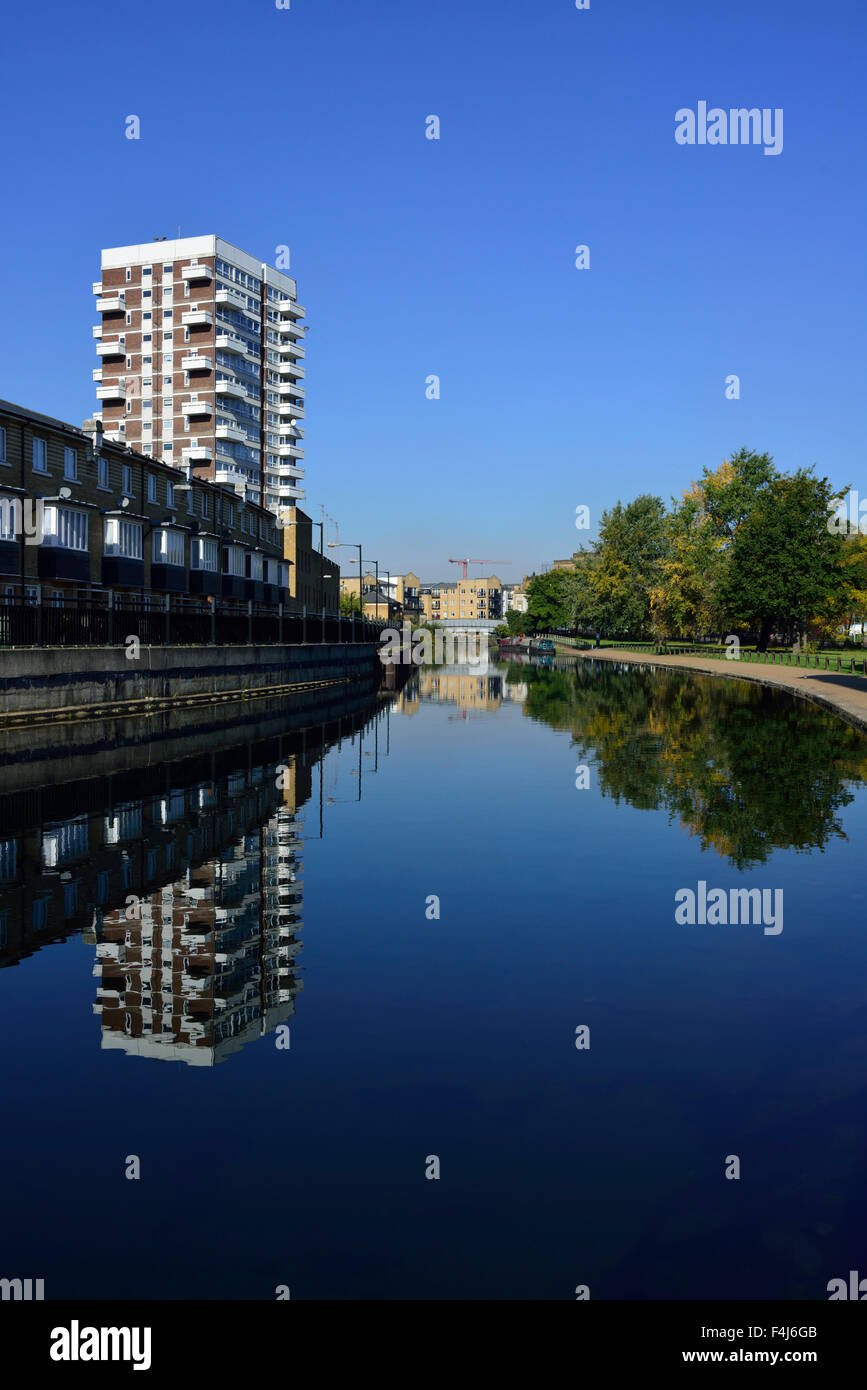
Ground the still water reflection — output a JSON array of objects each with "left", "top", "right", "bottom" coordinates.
[{"left": 1, "top": 659, "right": 866, "bottom": 1299}]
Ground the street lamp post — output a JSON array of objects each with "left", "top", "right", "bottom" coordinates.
[{"left": 328, "top": 541, "right": 362, "bottom": 621}]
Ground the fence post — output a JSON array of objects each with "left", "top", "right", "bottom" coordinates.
[
  {"left": 278, "top": 601, "right": 283, "bottom": 646},
  {"left": 163, "top": 594, "right": 170, "bottom": 645},
  {"left": 210, "top": 600, "right": 216, "bottom": 646},
  {"left": 247, "top": 599, "right": 253, "bottom": 646},
  {"left": 108, "top": 589, "right": 114, "bottom": 646},
  {"left": 36, "top": 592, "right": 43, "bottom": 648}
]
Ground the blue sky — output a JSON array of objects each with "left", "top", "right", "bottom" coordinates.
[{"left": 1, "top": 0, "right": 865, "bottom": 581}]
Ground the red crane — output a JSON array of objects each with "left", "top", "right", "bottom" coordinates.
[{"left": 448, "top": 558, "right": 512, "bottom": 579}]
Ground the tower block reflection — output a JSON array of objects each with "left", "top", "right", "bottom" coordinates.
[{"left": 93, "top": 757, "right": 309, "bottom": 1066}]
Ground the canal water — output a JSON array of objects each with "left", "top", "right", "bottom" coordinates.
[{"left": 1, "top": 657, "right": 866, "bottom": 1300}]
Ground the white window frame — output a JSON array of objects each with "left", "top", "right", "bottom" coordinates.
[{"left": 152, "top": 528, "right": 184, "bottom": 567}]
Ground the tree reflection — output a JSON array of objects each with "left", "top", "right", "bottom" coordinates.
[{"left": 520, "top": 662, "right": 866, "bottom": 868}]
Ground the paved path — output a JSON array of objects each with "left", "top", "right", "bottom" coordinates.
[{"left": 557, "top": 645, "right": 867, "bottom": 734}]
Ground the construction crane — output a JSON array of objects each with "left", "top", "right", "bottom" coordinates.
[{"left": 448, "top": 558, "right": 512, "bottom": 579}]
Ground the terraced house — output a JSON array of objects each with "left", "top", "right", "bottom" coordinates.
[{"left": 0, "top": 399, "right": 289, "bottom": 609}]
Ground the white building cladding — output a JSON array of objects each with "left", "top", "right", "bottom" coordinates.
[{"left": 93, "top": 235, "right": 308, "bottom": 517}]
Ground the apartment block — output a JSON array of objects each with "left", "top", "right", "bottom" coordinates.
[
  {"left": 93, "top": 236, "right": 307, "bottom": 515},
  {"left": 419, "top": 576, "right": 503, "bottom": 623}
]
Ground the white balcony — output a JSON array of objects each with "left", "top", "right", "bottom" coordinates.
[
  {"left": 92, "top": 281, "right": 103, "bottom": 295},
  {"left": 277, "top": 358, "right": 304, "bottom": 377},
  {"left": 214, "top": 466, "right": 249, "bottom": 493},
  {"left": 92, "top": 325, "right": 103, "bottom": 339},
  {"left": 92, "top": 368, "right": 103, "bottom": 383},
  {"left": 278, "top": 419, "right": 301, "bottom": 436},
  {"left": 96, "top": 382, "right": 127, "bottom": 402},
  {"left": 276, "top": 338, "right": 305, "bottom": 358},
  {"left": 181, "top": 353, "right": 212, "bottom": 373},
  {"left": 277, "top": 483, "right": 306, "bottom": 501},
  {"left": 216, "top": 379, "right": 247, "bottom": 399},
  {"left": 277, "top": 380, "right": 305, "bottom": 399},
  {"left": 215, "top": 422, "right": 247, "bottom": 444},
  {"left": 215, "top": 332, "right": 252, "bottom": 357},
  {"left": 182, "top": 445, "right": 213, "bottom": 462},
  {"left": 276, "top": 400, "right": 304, "bottom": 418},
  {"left": 96, "top": 340, "right": 125, "bottom": 357},
  {"left": 182, "top": 263, "right": 213, "bottom": 282},
  {"left": 279, "top": 464, "right": 305, "bottom": 480},
  {"left": 278, "top": 443, "right": 304, "bottom": 459},
  {"left": 182, "top": 399, "right": 212, "bottom": 418},
  {"left": 215, "top": 285, "right": 249, "bottom": 312},
  {"left": 182, "top": 309, "right": 213, "bottom": 328},
  {"left": 97, "top": 294, "right": 126, "bottom": 313}
]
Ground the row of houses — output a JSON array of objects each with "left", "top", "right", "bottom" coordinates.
[{"left": 0, "top": 398, "right": 338, "bottom": 613}]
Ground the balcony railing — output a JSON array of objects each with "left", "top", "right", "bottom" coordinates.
[
  {"left": 182, "top": 309, "right": 213, "bottom": 328},
  {"left": 181, "top": 354, "right": 212, "bottom": 373},
  {"left": 181, "top": 263, "right": 213, "bottom": 282}
]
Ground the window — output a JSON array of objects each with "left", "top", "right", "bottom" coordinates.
[
  {"left": 63, "top": 448, "right": 78, "bottom": 482},
  {"left": 166, "top": 480, "right": 175, "bottom": 508},
  {"left": 191, "top": 538, "right": 218, "bottom": 571},
  {"left": 246, "top": 552, "right": 263, "bottom": 582},
  {"left": 41, "top": 505, "right": 87, "bottom": 550},
  {"left": 200, "top": 493, "right": 209, "bottom": 518},
  {"left": 147, "top": 474, "right": 157, "bottom": 503},
  {"left": 32, "top": 438, "right": 48, "bottom": 473},
  {"left": 122, "top": 464, "right": 133, "bottom": 495},
  {"left": 0, "top": 497, "right": 18, "bottom": 541},
  {"left": 186, "top": 488, "right": 195, "bottom": 514},
  {"left": 152, "top": 528, "right": 184, "bottom": 566},
  {"left": 222, "top": 544, "right": 244, "bottom": 576},
  {"left": 163, "top": 263, "right": 172, "bottom": 273},
  {"left": 104, "top": 518, "right": 142, "bottom": 559},
  {"left": 125, "top": 267, "right": 131, "bottom": 281},
  {"left": 143, "top": 266, "right": 152, "bottom": 276},
  {"left": 143, "top": 289, "right": 152, "bottom": 299},
  {"left": 0, "top": 426, "right": 6, "bottom": 461}
]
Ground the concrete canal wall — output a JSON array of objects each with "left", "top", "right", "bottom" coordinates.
[{"left": 0, "top": 642, "right": 380, "bottom": 714}]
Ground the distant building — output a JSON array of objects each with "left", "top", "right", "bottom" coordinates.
[
  {"left": 340, "top": 571, "right": 421, "bottom": 620},
  {"left": 419, "top": 575, "right": 503, "bottom": 623}
]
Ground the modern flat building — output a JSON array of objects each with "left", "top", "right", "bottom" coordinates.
[
  {"left": 92, "top": 236, "right": 307, "bottom": 515},
  {"left": 419, "top": 576, "right": 503, "bottom": 623}
]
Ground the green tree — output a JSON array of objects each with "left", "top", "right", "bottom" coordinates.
[
  {"left": 525, "top": 569, "right": 573, "bottom": 631},
  {"left": 718, "top": 469, "right": 847, "bottom": 649}
]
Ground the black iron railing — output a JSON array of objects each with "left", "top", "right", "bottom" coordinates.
[{"left": 0, "top": 594, "right": 388, "bottom": 649}]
